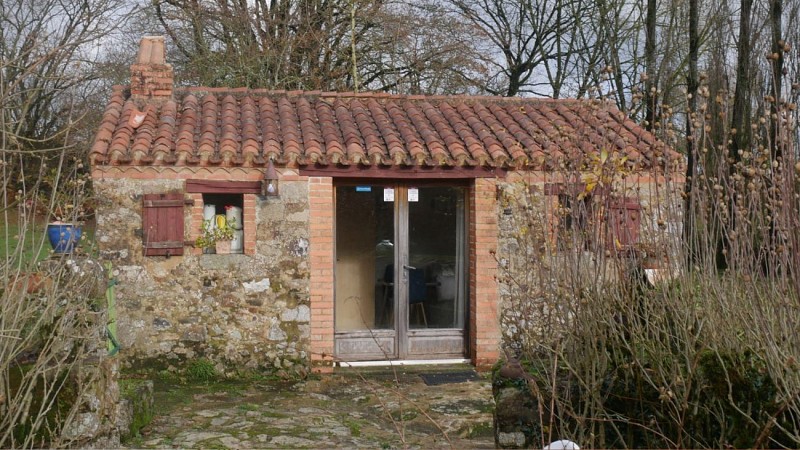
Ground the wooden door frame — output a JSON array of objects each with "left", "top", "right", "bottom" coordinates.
[{"left": 333, "top": 180, "right": 469, "bottom": 361}]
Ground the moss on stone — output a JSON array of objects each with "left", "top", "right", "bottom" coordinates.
[
  {"left": 196, "top": 438, "right": 228, "bottom": 449},
  {"left": 389, "top": 409, "right": 419, "bottom": 422},
  {"left": 119, "top": 379, "right": 154, "bottom": 443},
  {"left": 6, "top": 363, "right": 89, "bottom": 446},
  {"left": 341, "top": 417, "right": 364, "bottom": 437},
  {"left": 464, "top": 422, "right": 494, "bottom": 439},
  {"left": 126, "top": 355, "right": 183, "bottom": 374},
  {"left": 282, "top": 322, "right": 302, "bottom": 340}
]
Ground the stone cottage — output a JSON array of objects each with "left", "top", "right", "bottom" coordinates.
[{"left": 89, "top": 36, "right": 679, "bottom": 375}]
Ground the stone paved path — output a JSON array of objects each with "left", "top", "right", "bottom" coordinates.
[{"left": 133, "top": 368, "right": 496, "bottom": 449}]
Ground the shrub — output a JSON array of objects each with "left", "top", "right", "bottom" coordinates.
[
  {"left": 496, "top": 86, "right": 800, "bottom": 447},
  {"left": 186, "top": 358, "right": 218, "bottom": 382}
]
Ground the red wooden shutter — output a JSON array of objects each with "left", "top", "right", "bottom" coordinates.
[
  {"left": 606, "top": 197, "right": 641, "bottom": 252},
  {"left": 142, "top": 193, "right": 185, "bottom": 256}
]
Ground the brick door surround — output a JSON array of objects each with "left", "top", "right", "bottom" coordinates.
[
  {"left": 308, "top": 177, "right": 501, "bottom": 372},
  {"left": 469, "top": 178, "right": 501, "bottom": 369}
]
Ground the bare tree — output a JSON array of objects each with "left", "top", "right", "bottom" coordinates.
[
  {"left": 1, "top": 0, "right": 129, "bottom": 187},
  {"left": 1, "top": 0, "right": 127, "bottom": 446},
  {"left": 445, "top": 0, "right": 587, "bottom": 97},
  {"left": 146, "top": 0, "right": 494, "bottom": 94},
  {"left": 153, "top": 0, "right": 384, "bottom": 90},
  {"left": 150, "top": 0, "right": 387, "bottom": 90},
  {"left": 355, "top": 2, "right": 491, "bottom": 95},
  {"left": 593, "top": 0, "right": 643, "bottom": 110}
]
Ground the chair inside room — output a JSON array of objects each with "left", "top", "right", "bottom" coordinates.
[
  {"left": 379, "top": 265, "right": 429, "bottom": 328},
  {"left": 408, "top": 268, "right": 428, "bottom": 328}
]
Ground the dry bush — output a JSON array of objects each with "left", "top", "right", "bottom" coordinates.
[
  {"left": 1, "top": 0, "right": 123, "bottom": 443},
  {"left": 0, "top": 153, "right": 109, "bottom": 447},
  {"left": 498, "top": 92, "right": 800, "bottom": 447}
]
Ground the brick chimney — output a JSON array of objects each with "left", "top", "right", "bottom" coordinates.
[{"left": 130, "top": 36, "right": 173, "bottom": 104}]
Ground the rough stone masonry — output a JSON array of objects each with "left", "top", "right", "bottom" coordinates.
[{"left": 94, "top": 176, "right": 311, "bottom": 376}]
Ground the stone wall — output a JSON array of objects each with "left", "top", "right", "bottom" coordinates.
[
  {"left": 29, "top": 258, "right": 124, "bottom": 447},
  {"left": 96, "top": 166, "right": 676, "bottom": 372},
  {"left": 492, "top": 359, "right": 545, "bottom": 449},
  {"left": 494, "top": 171, "right": 684, "bottom": 352},
  {"left": 94, "top": 175, "right": 311, "bottom": 376}
]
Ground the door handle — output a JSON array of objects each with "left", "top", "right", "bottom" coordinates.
[{"left": 403, "top": 264, "right": 416, "bottom": 271}]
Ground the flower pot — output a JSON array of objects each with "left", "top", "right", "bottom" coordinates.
[
  {"left": 215, "top": 240, "right": 232, "bottom": 254},
  {"left": 47, "top": 223, "right": 82, "bottom": 254}
]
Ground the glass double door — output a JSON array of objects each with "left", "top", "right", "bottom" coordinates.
[{"left": 334, "top": 183, "right": 467, "bottom": 360}]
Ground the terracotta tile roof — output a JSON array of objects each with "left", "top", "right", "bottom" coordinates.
[{"left": 90, "top": 86, "right": 675, "bottom": 170}]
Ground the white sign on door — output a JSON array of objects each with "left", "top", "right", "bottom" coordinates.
[
  {"left": 383, "top": 188, "right": 395, "bottom": 202},
  {"left": 408, "top": 188, "right": 419, "bottom": 202}
]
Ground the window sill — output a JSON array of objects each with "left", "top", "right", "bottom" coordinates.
[{"left": 198, "top": 252, "right": 252, "bottom": 269}]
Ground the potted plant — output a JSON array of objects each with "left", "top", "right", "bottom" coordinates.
[
  {"left": 194, "top": 215, "right": 235, "bottom": 254},
  {"left": 45, "top": 194, "right": 89, "bottom": 254},
  {"left": 194, "top": 223, "right": 216, "bottom": 254},
  {"left": 40, "top": 166, "right": 92, "bottom": 254},
  {"left": 47, "top": 221, "right": 83, "bottom": 254}
]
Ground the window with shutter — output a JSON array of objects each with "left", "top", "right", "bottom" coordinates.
[
  {"left": 544, "top": 182, "right": 596, "bottom": 250},
  {"left": 542, "top": 184, "right": 640, "bottom": 253},
  {"left": 142, "top": 193, "right": 186, "bottom": 256}
]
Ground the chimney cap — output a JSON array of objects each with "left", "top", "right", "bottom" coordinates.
[{"left": 136, "top": 36, "right": 167, "bottom": 65}]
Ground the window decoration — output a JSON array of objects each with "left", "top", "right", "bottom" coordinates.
[
  {"left": 198, "top": 194, "right": 244, "bottom": 254},
  {"left": 185, "top": 180, "right": 260, "bottom": 256}
]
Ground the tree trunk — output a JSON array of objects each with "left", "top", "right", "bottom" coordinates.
[
  {"left": 729, "top": 0, "right": 753, "bottom": 164},
  {"left": 683, "top": 0, "right": 699, "bottom": 266},
  {"left": 770, "top": 0, "right": 783, "bottom": 160},
  {"left": 644, "top": 0, "right": 657, "bottom": 131},
  {"left": 721, "top": 0, "right": 754, "bottom": 270}
]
